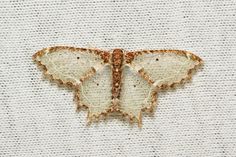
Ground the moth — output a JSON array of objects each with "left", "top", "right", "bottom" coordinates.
[{"left": 33, "top": 46, "right": 202, "bottom": 126}]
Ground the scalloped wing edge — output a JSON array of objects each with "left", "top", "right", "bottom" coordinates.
[{"left": 125, "top": 49, "right": 203, "bottom": 88}]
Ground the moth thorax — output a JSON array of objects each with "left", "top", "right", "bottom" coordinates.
[{"left": 112, "top": 49, "right": 124, "bottom": 66}]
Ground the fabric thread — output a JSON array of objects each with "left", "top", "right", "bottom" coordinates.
[{"left": 0, "top": 0, "right": 235, "bottom": 156}]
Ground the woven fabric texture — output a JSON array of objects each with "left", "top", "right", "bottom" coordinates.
[{"left": 0, "top": 0, "right": 235, "bottom": 156}]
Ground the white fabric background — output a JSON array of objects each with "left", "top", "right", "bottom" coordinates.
[{"left": 0, "top": 0, "right": 235, "bottom": 156}]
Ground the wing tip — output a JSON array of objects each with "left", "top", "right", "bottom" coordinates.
[
  {"left": 186, "top": 51, "right": 203, "bottom": 65},
  {"left": 32, "top": 48, "right": 47, "bottom": 61}
]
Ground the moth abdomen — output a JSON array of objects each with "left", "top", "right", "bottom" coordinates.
[{"left": 111, "top": 49, "right": 124, "bottom": 100}]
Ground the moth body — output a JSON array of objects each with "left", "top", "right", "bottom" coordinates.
[{"left": 111, "top": 49, "right": 124, "bottom": 100}]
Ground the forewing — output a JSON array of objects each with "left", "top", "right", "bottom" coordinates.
[
  {"left": 125, "top": 50, "right": 202, "bottom": 88},
  {"left": 33, "top": 46, "right": 110, "bottom": 86}
]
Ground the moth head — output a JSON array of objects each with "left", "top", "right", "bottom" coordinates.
[
  {"left": 112, "top": 48, "right": 124, "bottom": 65},
  {"left": 113, "top": 48, "right": 124, "bottom": 54}
]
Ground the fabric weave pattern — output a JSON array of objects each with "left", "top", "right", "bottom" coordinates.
[{"left": 0, "top": 0, "right": 235, "bottom": 156}]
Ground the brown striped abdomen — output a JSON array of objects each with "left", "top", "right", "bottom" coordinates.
[{"left": 111, "top": 49, "right": 123, "bottom": 99}]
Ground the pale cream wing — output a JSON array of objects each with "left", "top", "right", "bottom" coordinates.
[
  {"left": 77, "top": 65, "right": 113, "bottom": 119},
  {"left": 119, "top": 66, "right": 157, "bottom": 123},
  {"left": 120, "top": 50, "right": 202, "bottom": 124},
  {"left": 33, "top": 46, "right": 112, "bottom": 119},
  {"left": 33, "top": 46, "right": 110, "bottom": 86},
  {"left": 126, "top": 50, "right": 202, "bottom": 88}
]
